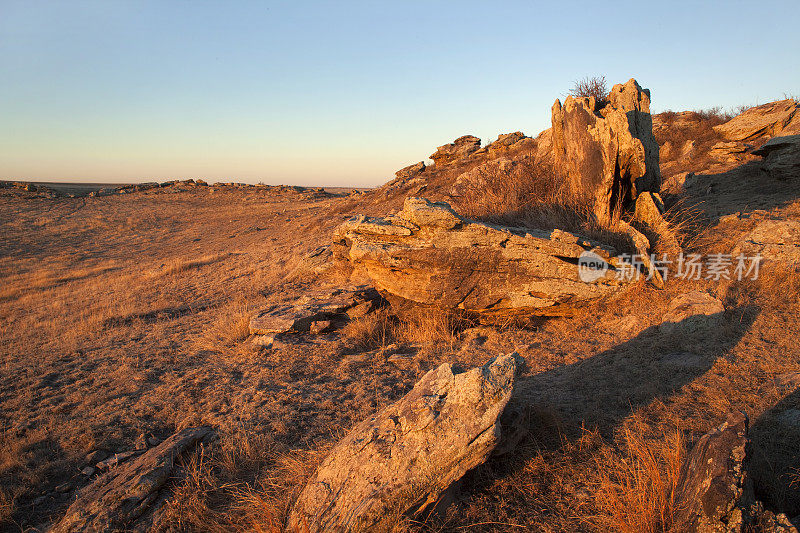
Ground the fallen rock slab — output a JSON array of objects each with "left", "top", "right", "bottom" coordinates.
[
  {"left": 51, "top": 426, "right": 214, "bottom": 533},
  {"left": 249, "top": 285, "right": 382, "bottom": 335},
  {"left": 288, "top": 354, "right": 520, "bottom": 532},
  {"left": 674, "top": 412, "right": 799, "bottom": 533},
  {"left": 334, "top": 197, "right": 637, "bottom": 321}
]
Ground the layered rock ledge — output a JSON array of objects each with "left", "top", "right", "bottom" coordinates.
[{"left": 334, "top": 197, "right": 637, "bottom": 320}]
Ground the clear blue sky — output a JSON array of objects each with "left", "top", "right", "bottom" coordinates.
[{"left": 1, "top": 0, "right": 798, "bottom": 186}]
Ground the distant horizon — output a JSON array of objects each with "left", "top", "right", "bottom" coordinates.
[{"left": 2, "top": 0, "right": 798, "bottom": 187}]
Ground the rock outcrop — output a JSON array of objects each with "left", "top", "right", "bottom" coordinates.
[
  {"left": 551, "top": 78, "right": 661, "bottom": 223},
  {"left": 288, "top": 354, "right": 520, "bottom": 532},
  {"left": 714, "top": 99, "right": 800, "bottom": 141},
  {"left": 429, "top": 135, "right": 481, "bottom": 166},
  {"left": 334, "top": 197, "right": 637, "bottom": 321},
  {"left": 51, "top": 427, "right": 214, "bottom": 533}
]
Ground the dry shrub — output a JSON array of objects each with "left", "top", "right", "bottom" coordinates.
[
  {"left": 570, "top": 76, "right": 609, "bottom": 106},
  {"left": 593, "top": 424, "right": 686, "bottom": 533},
  {"left": 340, "top": 307, "right": 396, "bottom": 352}
]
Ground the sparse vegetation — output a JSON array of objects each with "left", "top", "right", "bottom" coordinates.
[{"left": 569, "top": 75, "right": 609, "bottom": 106}]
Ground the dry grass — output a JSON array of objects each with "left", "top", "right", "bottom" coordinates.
[
  {"left": 159, "top": 430, "right": 332, "bottom": 532},
  {"left": 593, "top": 423, "right": 686, "bottom": 533},
  {"left": 154, "top": 252, "right": 230, "bottom": 277},
  {"left": 339, "top": 307, "right": 397, "bottom": 352},
  {"left": 451, "top": 156, "right": 636, "bottom": 255}
]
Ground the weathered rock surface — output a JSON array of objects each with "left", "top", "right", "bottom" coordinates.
[
  {"left": 334, "top": 197, "right": 637, "bottom": 320},
  {"left": 51, "top": 427, "right": 214, "bottom": 533},
  {"left": 551, "top": 78, "right": 661, "bottom": 223},
  {"left": 288, "top": 354, "right": 520, "bottom": 532},
  {"left": 429, "top": 135, "right": 481, "bottom": 166},
  {"left": 394, "top": 161, "right": 426, "bottom": 180},
  {"left": 753, "top": 134, "right": 800, "bottom": 180},
  {"left": 735, "top": 219, "right": 800, "bottom": 266},
  {"left": 709, "top": 141, "right": 753, "bottom": 162},
  {"left": 660, "top": 291, "right": 724, "bottom": 334},
  {"left": 249, "top": 286, "right": 382, "bottom": 335},
  {"left": 674, "top": 412, "right": 799, "bottom": 533},
  {"left": 673, "top": 412, "right": 750, "bottom": 532},
  {"left": 714, "top": 99, "right": 800, "bottom": 141}
]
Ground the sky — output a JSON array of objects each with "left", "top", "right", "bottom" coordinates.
[{"left": 1, "top": 1, "right": 798, "bottom": 187}]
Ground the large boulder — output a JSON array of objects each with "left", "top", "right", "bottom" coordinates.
[
  {"left": 551, "top": 78, "right": 661, "bottom": 223},
  {"left": 714, "top": 99, "right": 800, "bottom": 141},
  {"left": 429, "top": 135, "right": 481, "bottom": 166},
  {"left": 333, "top": 197, "right": 637, "bottom": 321},
  {"left": 288, "top": 353, "right": 520, "bottom": 532}
]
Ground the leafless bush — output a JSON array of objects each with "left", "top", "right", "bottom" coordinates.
[{"left": 570, "top": 76, "right": 609, "bottom": 106}]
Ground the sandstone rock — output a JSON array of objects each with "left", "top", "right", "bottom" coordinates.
[
  {"left": 309, "top": 320, "right": 332, "bottom": 334},
  {"left": 429, "top": 135, "right": 481, "bottom": 166},
  {"left": 551, "top": 78, "right": 661, "bottom": 223},
  {"left": 251, "top": 335, "right": 274, "bottom": 349},
  {"left": 633, "top": 191, "right": 681, "bottom": 257},
  {"left": 709, "top": 141, "right": 752, "bottom": 162},
  {"left": 288, "top": 354, "right": 520, "bottom": 532},
  {"left": 660, "top": 291, "right": 724, "bottom": 334},
  {"left": 735, "top": 219, "right": 800, "bottom": 266},
  {"left": 752, "top": 134, "right": 800, "bottom": 180},
  {"left": 673, "top": 412, "right": 750, "bottom": 532},
  {"left": 714, "top": 99, "right": 799, "bottom": 141},
  {"left": 52, "top": 427, "right": 213, "bottom": 533},
  {"left": 334, "top": 197, "right": 637, "bottom": 321},
  {"left": 249, "top": 286, "right": 382, "bottom": 335},
  {"left": 394, "top": 161, "right": 426, "bottom": 180},
  {"left": 484, "top": 131, "right": 527, "bottom": 154}
]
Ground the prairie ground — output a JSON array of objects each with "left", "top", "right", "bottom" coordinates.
[{"left": 1, "top": 166, "right": 799, "bottom": 531}]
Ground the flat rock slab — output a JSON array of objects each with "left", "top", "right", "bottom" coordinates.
[
  {"left": 334, "top": 197, "right": 637, "bottom": 321},
  {"left": 51, "top": 426, "right": 214, "bottom": 533},
  {"left": 736, "top": 219, "right": 800, "bottom": 266},
  {"left": 249, "top": 285, "right": 381, "bottom": 335},
  {"left": 288, "top": 354, "right": 521, "bottom": 532},
  {"left": 714, "top": 99, "right": 799, "bottom": 141},
  {"left": 660, "top": 291, "right": 724, "bottom": 334}
]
